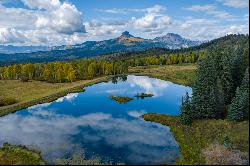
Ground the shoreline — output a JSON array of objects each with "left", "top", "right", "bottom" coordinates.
[
  {"left": 128, "top": 64, "right": 197, "bottom": 87},
  {"left": 142, "top": 113, "right": 249, "bottom": 165},
  {"left": 0, "top": 76, "right": 110, "bottom": 117},
  {"left": 0, "top": 64, "right": 196, "bottom": 117},
  {"left": 0, "top": 68, "right": 194, "bottom": 117},
  {"left": 129, "top": 72, "right": 193, "bottom": 87}
]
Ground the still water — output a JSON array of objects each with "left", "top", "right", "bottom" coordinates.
[{"left": 0, "top": 75, "right": 192, "bottom": 165}]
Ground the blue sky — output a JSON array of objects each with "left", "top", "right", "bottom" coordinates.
[{"left": 0, "top": 0, "right": 249, "bottom": 46}]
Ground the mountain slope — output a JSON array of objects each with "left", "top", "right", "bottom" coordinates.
[
  {"left": 51, "top": 31, "right": 201, "bottom": 51},
  {"left": 0, "top": 32, "right": 204, "bottom": 65},
  {"left": 154, "top": 33, "right": 202, "bottom": 49}
]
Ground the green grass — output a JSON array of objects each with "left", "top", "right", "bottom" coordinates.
[
  {"left": 143, "top": 113, "right": 249, "bottom": 165},
  {"left": 0, "top": 143, "right": 45, "bottom": 165},
  {"left": 109, "top": 95, "right": 134, "bottom": 104},
  {"left": 129, "top": 64, "right": 197, "bottom": 86},
  {"left": 0, "top": 76, "right": 109, "bottom": 116}
]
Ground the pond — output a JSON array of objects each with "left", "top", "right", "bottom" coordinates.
[{"left": 0, "top": 75, "right": 192, "bottom": 165}]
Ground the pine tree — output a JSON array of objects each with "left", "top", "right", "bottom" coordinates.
[
  {"left": 191, "top": 56, "right": 220, "bottom": 119},
  {"left": 220, "top": 52, "right": 234, "bottom": 105},
  {"left": 180, "top": 92, "right": 192, "bottom": 125},
  {"left": 227, "top": 68, "right": 249, "bottom": 121}
]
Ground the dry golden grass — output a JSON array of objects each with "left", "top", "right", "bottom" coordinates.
[
  {"left": 0, "top": 78, "right": 103, "bottom": 103},
  {"left": 0, "top": 76, "right": 108, "bottom": 116},
  {"left": 202, "top": 144, "right": 249, "bottom": 165}
]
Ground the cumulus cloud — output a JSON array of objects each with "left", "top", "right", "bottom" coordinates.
[
  {"left": 132, "top": 14, "right": 171, "bottom": 29},
  {"left": 0, "top": 0, "right": 86, "bottom": 45},
  {"left": 130, "top": 5, "right": 171, "bottom": 31},
  {"left": 0, "top": 111, "right": 179, "bottom": 164},
  {"left": 34, "top": 2, "right": 85, "bottom": 34},
  {"left": 217, "top": 0, "right": 249, "bottom": 8},
  {"left": 0, "top": 28, "right": 28, "bottom": 44},
  {"left": 0, "top": 2, "right": 248, "bottom": 45},
  {"left": 21, "top": 0, "right": 61, "bottom": 10}
]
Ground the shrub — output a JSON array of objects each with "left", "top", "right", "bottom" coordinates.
[
  {"left": 0, "top": 97, "right": 17, "bottom": 106},
  {"left": 202, "top": 144, "right": 249, "bottom": 165}
]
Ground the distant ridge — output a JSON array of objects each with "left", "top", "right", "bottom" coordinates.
[
  {"left": 0, "top": 34, "right": 247, "bottom": 65},
  {"left": 0, "top": 31, "right": 202, "bottom": 54}
]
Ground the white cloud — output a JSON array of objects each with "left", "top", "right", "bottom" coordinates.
[
  {"left": 127, "top": 75, "right": 172, "bottom": 97},
  {"left": 0, "top": 0, "right": 86, "bottom": 45},
  {"left": 217, "top": 0, "right": 249, "bottom": 8},
  {"left": 179, "top": 18, "right": 217, "bottom": 29},
  {"left": 146, "top": 5, "right": 167, "bottom": 14},
  {"left": 21, "top": 0, "right": 61, "bottom": 10},
  {"left": 84, "top": 20, "right": 124, "bottom": 39},
  {"left": 172, "top": 17, "right": 249, "bottom": 40},
  {"left": 130, "top": 5, "right": 171, "bottom": 31},
  {"left": 34, "top": 2, "right": 85, "bottom": 35},
  {"left": 0, "top": 111, "right": 179, "bottom": 163},
  {"left": 183, "top": 4, "right": 234, "bottom": 19},
  {"left": 95, "top": 5, "right": 166, "bottom": 14},
  {"left": 0, "top": 28, "right": 28, "bottom": 44},
  {"left": 0, "top": 2, "right": 248, "bottom": 45},
  {"left": 132, "top": 14, "right": 171, "bottom": 30},
  {"left": 127, "top": 110, "right": 146, "bottom": 118},
  {"left": 95, "top": 8, "right": 129, "bottom": 14},
  {"left": 184, "top": 4, "right": 216, "bottom": 11},
  {"left": 55, "top": 93, "right": 79, "bottom": 103}
]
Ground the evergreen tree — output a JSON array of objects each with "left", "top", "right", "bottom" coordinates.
[
  {"left": 180, "top": 92, "right": 192, "bottom": 125},
  {"left": 220, "top": 52, "right": 234, "bottom": 105},
  {"left": 191, "top": 56, "right": 221, "bottom": 119},
  {"left": 227, "top": 68, "right": 249, "bottom": 121}
]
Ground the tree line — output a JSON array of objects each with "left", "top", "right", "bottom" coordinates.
[
  {"left": 180, "top": 40, "right": 249, "bottom": 123},
  {"left": 124, "top": 51, "right": 206, "bottom": 67},
  {"left": 0, "top": 51, "right": 206, "bottom": 83},
  {"left": 0, "top": 59, "right": 128, "bottom": 83}
]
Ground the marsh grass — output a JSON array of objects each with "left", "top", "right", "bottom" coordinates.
[
  {"left": 0, "top": 143, "right": 45, "bottom": 165},
  {"left": 143, "top": 113, "right": 249, "bottom": 165}
]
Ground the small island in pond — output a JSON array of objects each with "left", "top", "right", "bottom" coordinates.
[
  {"left": 135, "top": 93, "right": 154, "bottom": 99},
  {"left": 109, "top": 95, "right": 134, "bottom": 104}
]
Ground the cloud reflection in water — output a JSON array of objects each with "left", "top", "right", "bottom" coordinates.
[
  {"left": 0, "top": 75, "right": 189, "bottom": 164},
  {"left": 0, "top": 109, "right": 179, "bottom": 164},
  {"left": 127, "top": 75, "right": 172, "bottom": 97}
]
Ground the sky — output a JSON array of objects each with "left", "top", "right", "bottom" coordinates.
[{"left": 0, "top": 0, "right": 249, "bottom": 46}]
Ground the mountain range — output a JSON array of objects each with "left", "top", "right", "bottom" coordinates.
[
  {"left": 0, "top": 34, "right": 247, "bottom": 66},
  {"left": 0, "top": 31, "right": 202, "bottom": 54},
  {"left": 51, "top": 31, "right": 202, "bottom": 52}
]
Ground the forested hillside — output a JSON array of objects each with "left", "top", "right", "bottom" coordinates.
[{"left": 180, "top": 34, "right": 249, "bottom": 123}]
